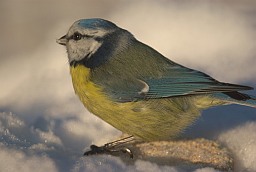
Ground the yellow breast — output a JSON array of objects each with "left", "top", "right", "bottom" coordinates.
[
  {"left": 70, "top": 64, "right": 115, "bottom": 114},
  {"left": 70, "top": 64, "right": 135, "bottom": 134}
]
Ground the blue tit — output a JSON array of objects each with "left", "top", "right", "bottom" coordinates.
[{"left": 57, "top": 18, "right": 256, "bottom": 142}]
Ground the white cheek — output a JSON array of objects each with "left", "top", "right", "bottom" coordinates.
[
  {"left": 88, "top": 41, "right": 102, "bottom": 58},
  {"left": 66, "top": 39, "right": 102, "bottom": 62},
  {"left": 67, "top": 42, "right": 84, "bottom": 62}
]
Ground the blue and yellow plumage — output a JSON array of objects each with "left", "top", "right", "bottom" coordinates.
[{"left": 57, "top": 18, "right": 256, "bottom": 142}]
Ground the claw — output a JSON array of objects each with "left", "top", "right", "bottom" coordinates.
[
  {"left": 83, "top": 145, "right": 107, "bottom": 156},
  {"left": 121, "top": 147, "right": 133, "bottom": 159},
  {"left": 83, "top": 135, "right": 134, "bottom": 158}
]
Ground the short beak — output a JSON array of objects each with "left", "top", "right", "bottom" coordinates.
[{"left": 56, "top": 35, "right": 67, "bottom": 46}]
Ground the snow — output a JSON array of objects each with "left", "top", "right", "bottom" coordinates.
[
  {"left": 0, "top": 0, "right": 256, "bottom": 171},
  {"left": 218, "top": 122, "right": 256, "bottom": 171}
]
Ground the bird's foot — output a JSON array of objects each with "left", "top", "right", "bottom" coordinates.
[
  {"left": 83, "top": 144, "right": 108, "bottom": 156},
  {"left": 83, "top": 135, "right": 134, "bottom": 158}
]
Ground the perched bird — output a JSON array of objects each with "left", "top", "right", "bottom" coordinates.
[{"left": 57, "top": 18, "right": 255, "bottom": 155}]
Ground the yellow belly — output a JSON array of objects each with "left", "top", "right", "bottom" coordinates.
[
  {"left": 70, "top": 64, "right": 221, "bottom": 141},
  {"left": 70, "top": 65, "right": 133, "bottom": 128}
]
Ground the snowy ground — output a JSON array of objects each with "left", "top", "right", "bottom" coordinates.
[{"left": 1, "top": 1, "right": 256, "bottom": 171}]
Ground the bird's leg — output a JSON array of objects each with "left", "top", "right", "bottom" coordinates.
[{"left": 83, "top": 135, "right": 134, "bottom": 158}]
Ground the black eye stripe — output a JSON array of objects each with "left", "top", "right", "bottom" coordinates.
[
  {"left": 67, "top": 32, "right": 94, "bottom": 41},
  {"left": 83, "top": 35, "right": 94, "bottom": 39},
  {"left": 94, "top": 37, "right": 103, "bottom": 42},
  {"left": 67, "top": 34, "right": 103, "bottom": 43}
]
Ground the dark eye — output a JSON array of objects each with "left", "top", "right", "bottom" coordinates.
[{"left": 72, "top": 32, "right": 82, "bottom": 41}]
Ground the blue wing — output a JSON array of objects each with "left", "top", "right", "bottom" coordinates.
[
  {"left": 101, "top": 63, "right": 253, "bottom": 102},
  {"left": 144, "top": 65, "right": 252, "bottom": 99}
]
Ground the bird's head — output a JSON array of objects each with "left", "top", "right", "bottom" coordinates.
[{"left": 57, "top": 18, "right": 133, "bottom": 68}]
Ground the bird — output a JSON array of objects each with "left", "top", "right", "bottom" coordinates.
[{"left": 57, "top": 18, "right": 256, "bottom": 156}]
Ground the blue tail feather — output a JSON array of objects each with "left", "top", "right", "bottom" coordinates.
[{"left": 213, "top": 92, "right": 256, "bottom": 108}]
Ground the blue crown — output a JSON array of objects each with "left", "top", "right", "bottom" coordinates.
[{"left": 77, "top": 18, "right": 117, "bottom": 30}]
